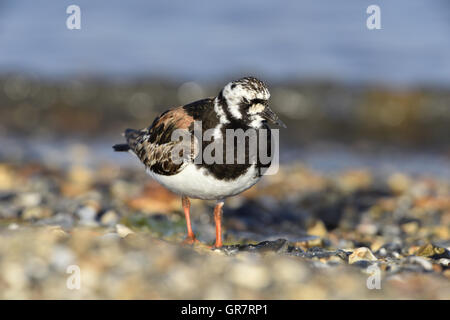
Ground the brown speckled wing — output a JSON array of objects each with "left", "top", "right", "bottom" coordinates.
[{"left": 125, "top": 106, "right": 197, "bottom": 176}]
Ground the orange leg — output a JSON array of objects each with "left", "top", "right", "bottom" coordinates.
[
  {"left": 182, "top": 196, "right": 198, "bottom": 244},
  {"left": 213, "top": 201, "right": 224, "bottom": 248}
]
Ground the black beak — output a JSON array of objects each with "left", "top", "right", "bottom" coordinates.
[{"left": 261, "top": 106, "right": 287, "bottom": 128}]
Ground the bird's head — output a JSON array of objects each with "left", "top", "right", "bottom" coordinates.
[{"left": 216, "top": 76, "right": 286, "bottom": 129}]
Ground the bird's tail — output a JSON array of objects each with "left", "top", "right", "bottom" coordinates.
[{"left": 112, "top": 144, "right": 130, "bottom": 152}]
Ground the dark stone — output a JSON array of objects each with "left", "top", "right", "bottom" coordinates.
[
  {"left": 351, "top": 260, "right": 373, "bottom": 268},
  {"left": 239, "top": 239, "right": 289, "bottom": 254}
]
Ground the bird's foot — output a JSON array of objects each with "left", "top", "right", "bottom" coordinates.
[
  {"left": 182, "top": 235, "right": 199, "bottom": 245},
  {"left": 210, "top": 242, "right": 223, "bottom": 250}
]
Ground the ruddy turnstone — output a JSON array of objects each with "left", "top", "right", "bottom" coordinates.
[{"left": 113, "top": 77, "right": 286, "bottom": 247}]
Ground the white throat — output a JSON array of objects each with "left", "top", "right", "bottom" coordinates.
[{"left": 213, "top": 97, "right": 230, "bottom": 125}]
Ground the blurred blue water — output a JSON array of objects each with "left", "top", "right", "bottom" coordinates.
[
  {"left": 0, "top": 135, "right": 449, "bottom": 179},
  {"left": 1, "top": 0, "right": 449, "bottom": 85}
]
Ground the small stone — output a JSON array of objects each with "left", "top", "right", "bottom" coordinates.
[
  {"left": 17, "top": 192, "right": 41, "bottom": 207},
  {"left": 357, "top": 223, "right": 378, "bottom": 236},
  {"left": 408, "top": 245, "right": 421, "bottom": 255},
  {"left": 76, "top": 205, "right": 98, "bottom": 224},
  {"left": 388, "top": 173, "right": 411, "bottom": 194},
  {"left": 306, "top": 237, "right": 323, "bottom": 247},
  {"left": 8, "top": 223, "right": 19, "bottom": 230},
  {"left": 327, "top": 255, "right": 344, "bottom": 266},
  {"left": 348, "top": 247, "right": 377, "bottom": 264},
  {"left": 385, "top": 263, "right": 400, "bottom": 273},
  {"left": 438, "top": 258, "right": 450, "bottom": 267},
  {"left": 401, "top": 221, "right": 419, "bottom": 234},
  {"left": 307, "top": 220, "right": 327, "bottom": 237},
  {"left": 100, "top": 210, "right": 119, "bottom": 226},
  {"left": 22, "top": 206, "right": 52, "bottom": 220},
  {"left": 295, "top": 236, "right": 323, "bottom": 249},
  {"left": 432, "top": 264, "right": 442, "bottom": 273},
  {"left": 378, "top": 248, "right": 387, "bottom": 257},
  {"left": 116, "top": 224, "right": 134, "bottom": 238},
  {"left": 416, "top": 243, "right": 446, "bottom": 258},
  {"left": 240, "top": 239, "right": 289, "bottom": 254},
  {"left": 45, "top": 226, "right": 69, "bottom": 239},
  {"left": 407, "top": 256, "right": 433, "bottom": 271}
]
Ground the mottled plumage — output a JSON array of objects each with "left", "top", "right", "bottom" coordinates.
[
  {"left": 122, "top": 106, "right": 196, "bottom": 175},
  {"left": 113, "top": 77, "right": 285, "bottom": 247}
]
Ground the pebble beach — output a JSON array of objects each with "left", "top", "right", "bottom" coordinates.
[{"left": 0, "top": 144, "right": 448, "bottom": 299}]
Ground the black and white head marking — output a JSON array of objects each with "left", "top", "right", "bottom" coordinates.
[
  {"left": 216, "top": 77, "right": 285, "bottom": 129},
  {"left": 222, "top": 77, "right": 270, "bottom": 120}
]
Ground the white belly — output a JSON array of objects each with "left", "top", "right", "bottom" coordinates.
[{"left": 147, "top": 164, "right": 261, "bottom": 200}]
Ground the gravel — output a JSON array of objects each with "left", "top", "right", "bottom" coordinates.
[{"left": 0, "top": 160, "right": 449, "bottom": 299}]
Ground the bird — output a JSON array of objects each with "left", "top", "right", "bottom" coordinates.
[{"left": 113, "top": 76, "right": 286, "bottom": 248}]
